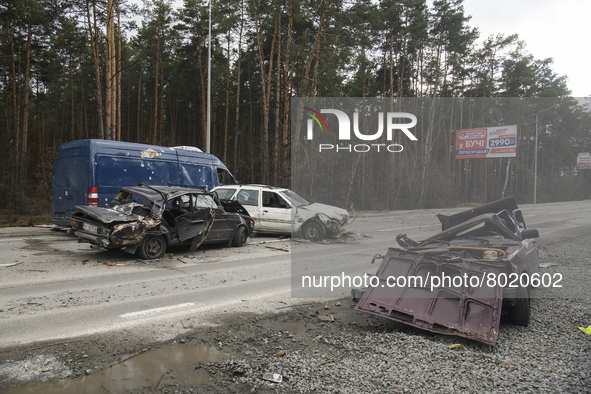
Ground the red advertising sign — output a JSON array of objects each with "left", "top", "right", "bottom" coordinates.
[
  {"left": 577, "top": 153, "right": 591, "bottom": 170},
  {"left": 455, "top": 125, "right": 517, "bottom": 159}
]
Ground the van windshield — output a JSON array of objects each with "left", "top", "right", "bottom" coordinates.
[{"left": 281, "top": 190, "right": 309, "bottom": 207}]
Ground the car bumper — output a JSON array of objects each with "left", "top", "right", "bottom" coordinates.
[{"left": 74, "top": 231, "right": 110, "bottom": 247}]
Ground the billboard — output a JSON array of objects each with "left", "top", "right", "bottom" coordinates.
[
  {"left": 455, "top": 125, "right": 517, "bottom": 159},
  {"left": 577, "top": 153, "right": 591, "bottom": 170}
]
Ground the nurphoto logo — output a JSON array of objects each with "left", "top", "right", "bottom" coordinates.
[{"left": 304, "top": 107, "right": 418, "bottom": 153}]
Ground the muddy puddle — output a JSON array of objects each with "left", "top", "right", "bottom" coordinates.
[{"left": 3, "top": 343, "right": 229, "bottom": 393}]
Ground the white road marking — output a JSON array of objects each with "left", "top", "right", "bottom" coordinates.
[{"left": 120, "top": 302, "right": 196, "bottom": 319}]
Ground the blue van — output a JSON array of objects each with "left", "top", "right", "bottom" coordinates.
[{"left": 51, "top": 139, "right": 236, "bottom": 226}]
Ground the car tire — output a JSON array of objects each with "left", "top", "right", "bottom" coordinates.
[
  {"left": 302, "top": 221, "right": 324, "bottom": 242},
  {"left": 137, "top": 235, "right": 166, "bottom": 259},
  {"left": 231, "top": 226, "right": 247, "bottom": 247},
  {"left": 508, "top": 285, "right": 530, "bottom": 326}
]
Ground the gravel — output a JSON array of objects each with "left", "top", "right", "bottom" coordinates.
[
  {"left": 200, "top": 209, "right": 591, "bottom": 393},
  {"left": 204, "top": 296, "right": 590, "bottom": 393}
]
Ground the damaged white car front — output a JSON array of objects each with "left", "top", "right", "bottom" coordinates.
[{"left": 293, "top": 201, "right": 349, "bottom": 242}]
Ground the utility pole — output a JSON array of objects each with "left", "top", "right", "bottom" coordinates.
[
  {"left": 534, "top": 106, "right": 555, "bottom": 203},
  {"left": 206, "top": 0, "right": 212, "bottom": 153}
]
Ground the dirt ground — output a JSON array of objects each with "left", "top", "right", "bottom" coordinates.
[{"left": 0, "top": 297, "right": 384, "bottom": 393}]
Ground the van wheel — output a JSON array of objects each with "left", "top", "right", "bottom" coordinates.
[
  {"left": 137, "top": 235, "right": 166, "bottom": 259},
  {"left": 302, "top": 221, "right": 324, "bottom": 242},
  {"left": 231, "top": 226, "right": 247, "bottom": 247},
  {"left": 508, "top": 286, "right": 530, "bottom": 326}
]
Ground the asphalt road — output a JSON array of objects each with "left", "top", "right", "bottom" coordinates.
[{"left": 0, "top": 199, "right": 589, "bottom": 349}]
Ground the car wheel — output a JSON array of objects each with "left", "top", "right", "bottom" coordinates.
[
  {"left": 137, "top": 235, "right": 166, "bottom": 259},
  {"left": 508, "top": 285, "right": 530, "bottom": 326},
  {"left": 231, "top": 226, "right": 247, "bottom": 247},
  {"left": 302, "top": 221, "right": 324, "bottom": 242}
]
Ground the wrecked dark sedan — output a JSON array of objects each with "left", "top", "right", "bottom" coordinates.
[
  {"left": 355, "top": 197, "right": 539, "bottom": 345},
  {"left": 71, "top": 185, "right": 254, "bottom": 259}
]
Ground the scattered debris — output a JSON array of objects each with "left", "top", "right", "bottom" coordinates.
[
  {"left": 262, "top": 372, "right": 283, "bottom": 383},
  {"left": 108, "top": 347, "right": 152, "bottom": 368},
  {"left": 318, "top": 315, "right": 335, "bottom": 322},
  {"left": 319, "top": 355, "right": 345, "bottom": 365},
  {"left": 539, "top": 262, "right": 558, "bottom": 268},
  {"left": 0, "top": 262, "right": 22, "bottom": 267},
  {"left": 578, "top": 325, "right": 591, "bottom": 335},
  {"left": 265, "top": 246, "right": 289, "bottom": 252},
  {"left": 449, "top": 344, "right": 466, "bottom": 351}
]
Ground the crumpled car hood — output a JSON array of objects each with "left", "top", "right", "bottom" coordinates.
[
  {"left": 298, "top": 203, "right": 349, "bottom": 224},
  {"left": 74, "top": 205, "right": 141, "bottom": 224}
]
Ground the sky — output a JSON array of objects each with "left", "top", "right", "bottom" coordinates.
[
  {"left": 462, "top": 0, "right": 591, "bottom": 97},
  {"left": 133, "top": 0, "right": 590, "bottom": 97}
]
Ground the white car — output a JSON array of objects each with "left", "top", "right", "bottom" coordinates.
[{"left": 212, "top": 185, "right": 349, "bottom": 241}]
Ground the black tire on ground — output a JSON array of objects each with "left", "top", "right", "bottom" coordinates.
[
  {"left": 302, "top": 221, "right": 325, "bottom": 242},
  {"left": 508, "top": 285, "right": 530, "bottom": 326},
  {"left": 137, "top": 235, "right": 166, "bottom": 259},
  {"left": 231, "top": 226, "right": 247, "bottom": 247}
]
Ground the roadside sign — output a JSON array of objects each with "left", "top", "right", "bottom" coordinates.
[
  {"left": 456, "top": 125, "right": 517, "bottom": 159},
  {"left": 577, "top": 153, "right": 591, "bottom": 170}
]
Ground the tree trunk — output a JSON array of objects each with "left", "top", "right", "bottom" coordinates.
[
  {"left": 223, "top": 36, "right": 230, "bottom": 162},
  {"left": 153, "top": 24, "right": 160, "bottom": 144},
  {"left": 79, "top": 66, "right": 88, "bottom": 139},
  {"left": 159, "top": 57, "right": 164, "bottom": 144},
  {"left": 252, "top": 0, "right": 279, "bottom": 184},
  {"left": 69, "top": 58, "right": 75, "bottom": 141},
  {"left": 21, "top": 25, "right": 32, "bottom": 178},
  {"left": 105, "top": 0, "right": 116, "bottom": 140},
  {"left": 272, "top": 5, "right": 282, "bottom": 185},
  {"left": 136, "top": 60, "right": 143, "bottom": 142},
  {"left": 281, "top": 0, "right": 293, "bottom": 186},
  {"left": 197, "top": 34, "right": 207, "bottom": 149},
  {"left": 233, "top": 0, "right": 244, "bottom": 173},
  {"left": 86, "top": 0, "right": 104, "bottom": 139},
  {"left": 116, "top": 0, "right": 122, "bottom": 141},
  {"left": 7, "top": 23, "right": 20, "bottom": 164},
  {"left": 292, "top": 0, "right": 330, "bottom": 144}
]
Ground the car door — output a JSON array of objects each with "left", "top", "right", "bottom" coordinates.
[
  {"left": 234, "top": 188, "right": 262, "bottom": 231},
  {"left": 175, "top": 194, "right": 214, "bottom": 243},
  {"left": 197, "top": 195, "right": 231, "bottom": 242},
  {"left": 260, "top": 191, "right": 292, "bottom": 233}
]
